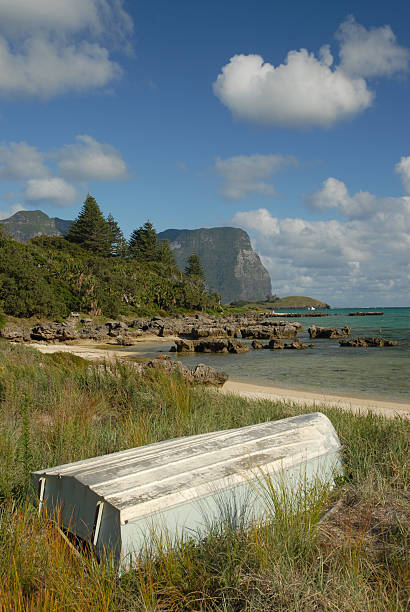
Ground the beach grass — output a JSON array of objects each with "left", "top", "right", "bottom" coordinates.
[{"left": 0, "top": 339, "right": 408, "bottom": 610}]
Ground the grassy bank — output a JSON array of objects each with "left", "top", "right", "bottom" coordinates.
[{"left": 0, "top": 339, "right": 408, "bottom": 610}]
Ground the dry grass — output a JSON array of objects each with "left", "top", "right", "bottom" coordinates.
[{"left": 0, "top": 339, "right": 408, "bottom": 610}]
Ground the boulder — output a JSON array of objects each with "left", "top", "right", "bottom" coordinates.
[
  {"left": 106, "top": 321, "right": 128, "bottom": 337},
  {"left": 191, "top": 364, "right": 228, "bottom": 386},
  {"left": 268, "top": 339, "right": 285, "bottom": 350},
  {"left": 308, "top": 325, "right": 351, "bottom": 339},
  {"left": 252, "top": 340, "right": 264, "bottom": 350},
  {"left": 30, "top": 322, "right": 78, "bottom": 342},
  {"left": 190, "top": 327, "right": 227, "bottom": 339},
  {"left": 0, "top": 325, "right": 30, "bottom": 342},
  {"left": 284, "top": 339, "right": 308, "bottom": 350},
  {"left": 174, "top": 338, "right": 250, "bottom": 354},
  {"left": 339, "top": 337, "right": 397, "bottom": 347}
]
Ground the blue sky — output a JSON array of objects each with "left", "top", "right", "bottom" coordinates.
[{"left": 0, "top": 0, "right": 409, "bottom": 306}]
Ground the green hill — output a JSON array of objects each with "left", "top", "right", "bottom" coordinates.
[
  {"left": 0, "top": 234, "right": 218, "bottom": 319},
  {"left": 158, "top": 227, "right": 271, "bottom": 303},
  {"left": 0, "top": 210, "right": 73, "bottom": 242},
  {"left": 270, "top": 296, "right": 330, "bottom": 309}
]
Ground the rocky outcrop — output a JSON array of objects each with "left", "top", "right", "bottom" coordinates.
[
  {"left": 308, "top": 325, "right": 350, "bottom": 339},
  {"left": 158, "top": 227, "right": 271, "bottom": 303},
  {"left": 348, "top": 312, "right": 384, "bottom": 317},
  {"left": 174, "top": 338, "right": 250, "bottom": 354},
  {"left": 241, "top": 322, "right": 300, "bottom": 340},
  {"left": 30, "top": 322, "right": 78, "bottom": 341},
  {"left": 339, "top": 337, "right": 397, "bottom": 347},
  {"left": 0, "top": 325, "right": 30, "bottom": 342}
]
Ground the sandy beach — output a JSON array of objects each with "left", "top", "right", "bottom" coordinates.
[{"left": 29, "top": 340, "right": 410, "bottom": 420}]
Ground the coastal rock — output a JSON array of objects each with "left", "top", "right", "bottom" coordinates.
[
  {"left": 106, "top": 321, "right": 128, "bottom": 337},
  {"left": 30, "top": 322, "right": 78, "bottom": 342},
  {"left": 241, "top": 323, "right": 299, "bottom": 340},
  {"left": 348, "top": 312, "right": 384, "bottom": 317},
  {"left": 308, "top": 325, "right": 351, "bottom": 339},
  {"left": 285, "top": 339, "right": 308, "bottom": 350},
  {"left": 252, "top": 340, "right": 264, "bottom": 349},
  {"left": 268, "top": 339, "right": 285, "bottom": 350},
  {"left": 190, "top": 326, "right": 227, "bottom": 339},
  {"left": 174, "top": 338, "right": 250, "bottom": 354},
  {"left": 0, "top": 325, "right": 30, "bottom": 342},
  {"left": 145, "top": 358, "right": 228, "bottom": 386},
  {"left": 339, "top": 337, "right": 397, "bottom": 347}
]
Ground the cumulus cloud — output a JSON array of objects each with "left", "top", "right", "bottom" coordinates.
[
  {"left": 307, "top": 177, "right": 378, "bottom": 220},
  {"left": 395, "top": 156, "right": 410, "bottom": 194},
  {"left": 58, "top": 135, "right": 129, "bottom": 181},
  {"left": 0, "top": 0, "right": 133, "bottom": 98},
  {"left": 23, "top": 177, "right": 77, "bottom": 207},
  {"left": 0, "top": 141, "right": 49, "bottom": 180},
  {"left": 0, "top": 203, "right": 26, "bottom": 220},
  {"left": 213, "top": 17, "right": 409, "bottom": 128},
  {"left": 232, "top": 197, "right": 410, "bottom": 305},
  {"left": 337, "top": 16, "right": 410, "bottom": 78},
  {"left": 215, "top": 154, "right": 297, "bottom": 200}
]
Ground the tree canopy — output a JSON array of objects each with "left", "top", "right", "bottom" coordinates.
[
  {"left": 185, "top": 253, "right": 205, "bottom": 280},
  {"left": 66, "top": 195, "right": 113, "bottom": 256},
  {"left": 129, "top": 221, "right": 159, "bottom": 262}
]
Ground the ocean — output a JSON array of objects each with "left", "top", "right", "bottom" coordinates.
[{"left": 126, "top": 307, "right": 410, "bottom": 402}]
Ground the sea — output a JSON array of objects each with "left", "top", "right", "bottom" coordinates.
[{"left": 124, "top": 307, "right": 410, "bottom": 403}]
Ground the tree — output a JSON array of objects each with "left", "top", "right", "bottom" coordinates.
[
  {"left": 185, "top": 253, "right": 205, "bottom": 280},
  {"left": 107, "top": 213, "right": 128, "bottom": 257},
  {"left": 66, "top": 195, "right": 113, "bottom": 257},
  {"left": 129, "top": 220, "right": 159, "bottom": 262},
  {"left": 158, "top": 238, "right": 176, "bottom": 266}
]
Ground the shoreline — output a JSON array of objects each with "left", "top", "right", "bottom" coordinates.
[{"left": 28, "top": 340, "right": 410, "bottom": 419}]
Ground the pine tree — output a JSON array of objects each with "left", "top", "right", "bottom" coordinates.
[
  {"left": 107, "top": 213, "right": 128, "bottom": 257},
  {"left": 158, "top": 238, "right": 176, "bottom": 266},
  {"left": 185, "top": 253, "right": 205, "bottom": 279},
  {"left": 129, "top": 220, "right": 159, "bottom": 262},
  {"left": 66, "top": 195, "right": 113, "bottom": 257}
]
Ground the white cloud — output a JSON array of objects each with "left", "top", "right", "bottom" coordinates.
[
  {"left": 337, "top": 16, "right": 410, "bottom": 78},
  {"left": 0, "top": 0, "right": 132, "bottom": 98},
  {"left": 23, "top": 178, "right": 77, "bottom": 207},
  {"left": 232, "top": 165, "right": 410, "bottom": 306},
  {"left": 58, "top": 134, "right": 129, "bottom": 181},
  {"left": 215, "top": 154, "right": 297, "bottom": 200},
  {"left": 395, "top": 156, "right": 410, "bottom": 194},
  {"left": 213, "top": 17, "right": 409, "bottom": 128},
  {"left": 307, "top": 177, "right": 378, "bottom": 220},
  {"left": 0, "top": 141, "right": 49, "bottom": 180},
  {"left": 0, "top": 203, "right": 26, "bottom": 220}
]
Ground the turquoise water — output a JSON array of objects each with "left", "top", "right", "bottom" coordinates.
[{"left": 125, "top": 308, "right": 410, "bottom": 402}]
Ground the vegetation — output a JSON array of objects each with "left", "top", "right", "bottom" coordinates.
[
  {"left": 0, "top": 341, "right": 408, "bottom": 610},
  {"left": 0, "top": 197, "right": 220, "bottom": 319}
]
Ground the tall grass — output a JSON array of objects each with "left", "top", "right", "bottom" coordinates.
[{"left": 0, "top": 339, "right": 408, "bottom": 610}]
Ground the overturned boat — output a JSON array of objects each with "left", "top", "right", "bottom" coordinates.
[{"left": 31, "top": 412, "right": 342, "bottom": 568}]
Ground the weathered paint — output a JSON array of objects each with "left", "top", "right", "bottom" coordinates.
[{"left": 31, "top": 412, "right": 342, "bottom": 567}]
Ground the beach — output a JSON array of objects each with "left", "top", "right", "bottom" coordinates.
[{"left": 30, "top": 340, "right": 410, "bottom": 419}]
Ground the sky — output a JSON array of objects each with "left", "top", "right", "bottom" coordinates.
[{"left": 0, "top": 0, "right": 409, "bottom": 307}]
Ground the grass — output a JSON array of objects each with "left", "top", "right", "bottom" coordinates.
[{"left": 0, "top": 338, "right": 408, "bottom": 610}]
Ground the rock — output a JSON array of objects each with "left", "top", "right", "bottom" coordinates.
[
  {"left": 252, "top": 340, "right": 264, "bottom": 349},
  {"left": 348, "top": 312, "right": 384, "bottom": 317},
  {"left": 0, "top": 325, "right": 30, "bottom": 342},
  {"left": 339, "top": 337, "right": 397, "bottom": 347},
  {"left": 116, "top": 335, "right": 134, "bottom": 346},
  {"left": 284, "top": 339, "right": 308, "bottom": 350},
  {"left": 144, "top": 358, "right": 228, "bottom": 386},
  {"left": 106, "top": 321, "right": 128, "bottom": 337},
  {"left": 30, "top": 322, "right": 78, "bottom": 342},
  {"left": 268, "top": 339, "right": 285, "bottom": 350},
  {"left": 175, "top": 339, "right": 196, "bottom": 352},
  {"left": 190, "top": 326, "right": 227, "bottom": 339},
  {"left": 241, "top": 323, "right": 298, "bottom": 340},
  {"left": 174, "top": 338, "right": 250, "bottom": 354},
  {"left": 308, "top": 325, "right": 351, "bottom": 339},
  {"left": 191, "top": 364, "right": 228, "bottom": 386}
]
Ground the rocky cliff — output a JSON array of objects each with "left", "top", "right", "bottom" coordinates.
[
  {"left": 158, "top": 227, "right": 271, "bottom": 303},
  {"left": 0, "top": 210, "right": 72, "bottom": 242}
]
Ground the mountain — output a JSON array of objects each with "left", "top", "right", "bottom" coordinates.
[
  {"left": 0, "top": 210, "right": 72, "bottom": 242},
  {"left": 158, "top": 227, "right": 271, "bottom": 303}
]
